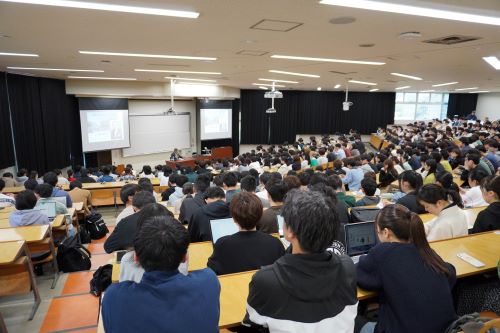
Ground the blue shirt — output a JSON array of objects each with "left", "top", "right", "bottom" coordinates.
[
  {"left": 486, "top": 152, "right": 499, "bottom": 171},
  {"left": 52, "top": 187, "right": 73, "bottom": 208},
  {"left": 98, "top": 175, "right": 115, "bottom": 183},
  {"left": 342, "top": 167, "right": 364, "bottom": 191},
  {"left": 102, "top": 269, "right": 220, "bottom": 333}
]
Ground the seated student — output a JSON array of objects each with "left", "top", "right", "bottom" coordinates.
[
  {"left": 116, "top": 184, "right": 141, "bottom": 224},
  {"left": 207, "top": 192, "right": 285, "bottom": 275},
  {"left": 55, "top": 169, "right": 70, "bottom": 185},
  {"left": 0, "top": 179, "right": 15, "bottom": 208},
  {"left": 67, "top": 170, "right": 76, "bottom": 182},
  {"left": 188, "top": 186, "right": 230, "bottom": 242},
  {"left": 378, "top": 159, "right": 399, "bottom": 188},
  {"left": 174, "top": 182, "right": 193, "bottom": 214},
  {"left": 34, "top": 184, "right": 68, "bottom": 217},
  {"left": 23, "top": 179, "right": 39, "bottom": 191},
  {"left": 43, "top": 172, "right": 73, "bottom": 208},
  {"left": 9, "top": 190, "right": 50, "bottom": 227},
  {"left": 257, "top": 180, "right": 288, "bottom": 233},
  {"left": 460, "top": 168, "right": 488, "bottom": 207},
  {"left": 139, "top": 165, "right": 155, "bottom": 179},
  {"left": 77, "top": 168, "right": 96, "bottom": 183},
  {"left": 341, "top": 158, "right": 364, "bottom": 191},
  {"left": 159, "top": 165, "right": 172, "bottom": 186},
  {"left": 68, "top": 181, "right": 92, "bottom": 216},
  {"left": 396, "top": 170, "right": 426, "bottom": 214},
  {"left": 422, "top": 159, "right": 438, "bottom": 185},
  {"left": 161, "top": 173, "right": 177, "bottom": 201},
  {"left": 244, "top": 190, "right": 357, "bottom": 332},
  {"left": 355, "top": 178, "right": 380, "bottom": 207},
  {"left": 102, "top": 214, "right": 220, "bottom": 333},
  {"left": 179, "top": 174, "right": 210, "bottom": 225},
  {"left": 356, "top": 204, "right": 457, "bottom": 333},
  {"left": 104, "top": 191, "right": 157, "bottom": 253},
  {"left": 1, "top": 172, "right": 16, "bottom": 187},
  {"left": 15, "top": 168, "right": 29, "bottom": 186},
  {"left": 168, "top": 174, "right": 188, "bottom": 206},
  {"left": 97, "top": 166, "right": 114, "bottom": 183},
  {"left": 417, "top": 184, "right": 468, "bottom": 241},
  {"left": 470, "top": 175, "right": 500, "bottom": 233},
  {"left": 327, "top": 174, "right": 356, "bottom": 208},
  {"left": 120, "top": 167, "right": 135, "bottom": 181},
  {"left": 222, "top": 172, "right": 240, "bottom": 204}
]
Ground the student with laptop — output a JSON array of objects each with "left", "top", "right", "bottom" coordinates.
[
  {"left": 244, "top": 190, "right": 357, "bottom": 332},
  {"left": 356, "top": 204, "right": 457, "bottom": 333},
  {"left": 43, "top": 171, "right": 73, "bottom": 207},
  {"left": 355, "top": 178, "right": 380, "bottom": 207},
  {"left": 256, "top": 180, "right": 288, "bottom": 234},
  {"left": 35, "top": 183, "right": 68, "bottom": 218},
  {"left": 207, "top": 192, "right": 284, "bottom": 275},
  {"left": 9, "top": 190, "right": 50, "bottom": 227}
]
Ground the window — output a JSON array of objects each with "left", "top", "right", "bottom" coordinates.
[{"left": 395, "top": 92, "right": 449, "bottom": 121}]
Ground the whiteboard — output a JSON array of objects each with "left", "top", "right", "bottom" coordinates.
[{"left": 122, "top": 114, "right": 190, "bottom": 157}]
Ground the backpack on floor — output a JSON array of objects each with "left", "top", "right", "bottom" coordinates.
[
  {"left": 86, "top": 212, "right": 109, "bottom": 240},
  {"left": 90, "top": 264, "right": 113, "bottom": 296},
  {"left": 78, "top": 223, "right": 92, "bottom": 244},
  {"left": 56, "top": 235, "right": 91, "bottom": 272}
]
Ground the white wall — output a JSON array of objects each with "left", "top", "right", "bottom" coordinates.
[{"left": 476, "top": 93, "right": 500, "bottom": 121}]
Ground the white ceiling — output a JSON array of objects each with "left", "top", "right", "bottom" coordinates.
[{"left": 1, "top": 0, "right": 500, "bottom": 92}]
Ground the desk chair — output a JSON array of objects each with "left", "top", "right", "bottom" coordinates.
[{"left": 91, "top": 189, "right": 119, "bottom": 216}]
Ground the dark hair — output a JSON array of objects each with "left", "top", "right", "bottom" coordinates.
[
  {"left": 132, "top": 191, "right": 157, "bottom": 209},
  {"left": 309, "top": 173, "right": 327, "bottom": 186},
  {"left": 282, "top": 175, "right": 301, "bottom": 190},
  {"left": 24, "top": 179, "right": 39, "bottom": 191},
  {"left": 69, "top": 180, "right": 82, "bottom": 190},
  {"left": 0, "top": 178, "right": 4, "bottom": 191},
  {"left": 182, "top": 182, "right": 194, "bottom": 195},
  {"left": 120, "top": 184, "right": 141, "bottom": 204},
  {"left": 15, "top": 190, "right": 37, "bottom": 210},
  {"left": 222, "top": 172, "right": 238, "bottom": 187},
  {"left": 282, "top": 190, "right": 338, "bottom": 253},
  {"left": 43, "top": 171, "right": 58, "bottom": 186},
  {"left": 175, "top": 174, "right": 189, "bottom": 188},
  {"left": 417, "top": 184, "right": 463, "bottom": 208},
  {"left": 259, "top": 172, "right": 272, "bottom": 185},
  {"left": 376, "top": 204, "right": 450, "bottom": 276},
  {"left": 204, "top": 186, "right": 225, "bottom": 200},
  {"left": 3, "top": 172, "right": 13, "bottom": 178},
  {"left": 240, "top": 175, "right": 257, "bottom": 192},
  {"left": 230, "top": 192, "right": 263, "bottom": 230},
  {"left": 326, "top": 175, "right": 343, "bottom": 190},
  {"left": 67, "top": 170, "right": 74, "bottom": 178},
  {"left": 425, "top": 159, "right": 438, "bottom": 176},
  {"left": 265, "top": 180, "right": 288, "bottom": 203},
  {"left": 465, "top": 153, "right": 480, "bottom": 165},
  {"left": 136, "top": 203, "right": 172, "bottom": 230},
  {"left": 134, "top": 215, "right": 189, "bottom": 272},
  {"left": 35, "top": 183, "right": 53, "bottom": 198},
  {"left": 102, "top": 166, "right": 111, "bottom": 175},
  {"left": 361, "top": 178, "right": 377, "bottom": 196},
  {"left": 142, "top": 165, "right": 152, "bottom": 175},
  {"left": 194, "top": 174, "right": 210, "bottom": 193},
  {"left": 54, "top": 169, "right": 62, "bottom": 176},
  {"left": 481, "top": 175, "right": 500, "bottom": 199},
  {"left": 469, "top": 168, "right": 488, "bottom": 184},
  {"left": 297, "top": 172, "right": 311, "bottom": 186},
  {"left": 435, "top": 171, "right": 460, "bottom": 193},
  {"left": 17, "top": 168, "right": 28, "bottom": 177},
  {"left": 138, "top": 178, "right": 154, "bottom": 193},
  {"left": 399, "top": 170, "right": 423, "bottom": 191}
]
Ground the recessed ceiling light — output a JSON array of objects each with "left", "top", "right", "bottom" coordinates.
[
  {"left": 164, "top": 76, "right": 216, "bottom": 82},
  {"left": 7, "top": 66, "right": 103, "bottom": 72},
  {"left": 390, "top": 72, "right": 423, "bottom": 80},
  {"left": 271, "top": 54, "right": 385, "bottom": 65},
  {"left": 0, "top": 52, "right": 39, "bottom": 57},
  {"left": 432, "top": 81, "right": 458, "bottom": 87},
  {"left": 420, "top": 89, "right": 435, "bottom": 92},
  {"left": 483, "top": 56, "right": 500, "bottom": 70},
  {"left": 455, "top": 87, "right": 479, "bottom": 91},
  {"left": 252, "top": 83, "right": 285, "bottom": 87},
  {"left": 67, "top": 76, "right": 136, "bottom": 80},
  {"left": 135, "top": 69, "right": 221, "bottom": 75},
  {"left": 269, "top": 70, "right": 320, "bottom": 78},
  {"left": 334, "top": 84, "right": 341, "bottom": 88},
  {"left": 369, "top": 88, "right": 379, "bottom": 92},
  {"left": 317, "top": 87, "right": 322, "bottom": 91},
  {"left": 395, "top": 86, "right": 411, "bottom": 90},
  {"left": 0, "top": 0, "right": 199, "bottom": 18},
  {"left": 258, "top": 78, "right": 298, "bottom": 84},
  {"left": 348, "top": 79, "right": 377, "bottom": 86},
  {"left": 469, "top": 90, "right": 490, "bottom": 93},
  {"left": 319, "top": 0, "right": 500, "bottom": 26},
  {"left": 258, "top": 86, "right": 268, "bottom": 90},
  {"left": 80, "top": 51, "right": 215, "bottom": 61}
]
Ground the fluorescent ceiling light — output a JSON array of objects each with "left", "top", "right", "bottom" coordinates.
[
  {"left": 7, "top": 66, "right": 103, "bottom": 72},
  {"left": 269, "top": 70, "right": 320, "bottom": 78},
  {"left": 395, "top": 86, "right": 411, "bottom": 90},
  {"left": 258, "top": 78, "right": 298, "bottom": 84},
  {"left": 319, "top": 0, "right": 500, "bottom": 26},
  {"left": 271, "top": 54, "right": 385, "bottom": 65},
  {"left": 258, "top": 86, "right": 268, "bottom": 90},
  {"left": 80, "top": 51, "right": 215, "bottom": 61},
  {"left": 68, "top": 76, "right": 135, "bottom": 80},
  {"left": 390, "top": 72, "right": 422, "bottom": 80},
  {"left": 334, "top": 84, "right": 341, "bottom": 89},
  {"left": 469, "top": 90, "right": 490, "bottom": 93},
  {"left": 0, "top": 0, "right": 199, "bottom": 18},
  {"left": 455, "top": 87, "right": 479, "bottom": 91},
  {"left": 420, "top": 90, "right": 435, "bottom": 92},
  {"left": 369, "top": 88, "right": 379, "bottom": 92},
  {"left": 0, "top": 52, "right": 39, "bottom": 57},
  {"left": 176, "top": 82, "right": 218, "bottom": 86},
  {"left": 348, "top": 79, "right": 377, "bottom": 86},
  {"left": 432, "top": 82, "right": 458, "bottom": 87},
  {"left": 483, "top": 56, "right": 500, "bottom": 70},
  {"left": 164, "top": 76, "right": 216, "bottom": 82},
  {"left": 252, "top": 83, "right": 285, "bottom": 87},
  {"left": 135, "top": 69, "right": 221, "bottom": 75}
]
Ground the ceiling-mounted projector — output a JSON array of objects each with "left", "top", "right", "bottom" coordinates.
[
  {"left": 264, "top": 90, "right": 283, "bottom": 99},
  {"left": 166, "top": 107, "right": 176, "bottom": 115},
  {"left": 266, "top": 108, "right": 277, "bottom": 113},
  {"left": 343, "top": 101, "right": 353, "bottom": 111}
]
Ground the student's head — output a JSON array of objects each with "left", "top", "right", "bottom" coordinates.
[
  {"left": 297, "top": 172, "right": 310, "bottom": 187},
  {"left": 240, "top": 175, "right": 257, "bottom": 192},
  {"left": 326, "top": 174, "right": 343, "bottom": 191},
  {"left": 465, "top": 152, "right": 480, "bottom": 169},
  {"left": 69, "top": 180, "right": 82, "bottom": 190},
  {"left": 182, "top": 182, "right": 194, "bottom": 196},
  {"left": 424, "top": 159, "right": 437, "bottom": 175},
  {"left": 43, "top": 172, "right": 58, "bottom": 186},
  {"left": 282, "top": 175, "right": 301, "bottom": 191},
  {"left": 281, "top": 190, "right": 338, "bottom": 253},
  {"left": 17, "top": 168, "right": 28, "bottom": 177},
  {"left": 132, "top": 191, "right": 157, "bottom": 211},
  {"left": 24, "top": 179, "right": 39, "bottom": 191},
  {"left": 399, "top": 170, "right": 423, "bottom": 193},
  {"left": 360, "top": 178, "right": 377, "bottom": 196},
  {"left": 136, "top": 203, "right": 173, "bottom": 230},
  {"left": 375, "top": 204, "right": 450, "bottom": 276},
  {"left": 80, "top": 168, "right": 90, "bottom": 177},
  {"left": 0, "top": 179, "right": 4, "bottom": 192},
  {"left": 102, "top": 166, "right": 111, "bottom": 175},
  {"left": 138, "top": 178, "right": 154, "bottom": 193},
  {"left": 15, "top": 190, "right": 38, "bottom": 210},
  {"left": 142, "top": 165, "right": 152, "bottom": 175},
  {"left": 417, "top": 184, "right": 463, "bottom": 215},
  {"left": 203, "top": 186, "right": 225, "bottom": 203},
  {"left": 53, "top": 169, "right": 63, "bottom": 176},
  {"left": 480, "top": 175, "right": 500, "bottom": 204},
  {"left": 222, "top": 172, "right": 238, "bottom": 188},
  {"left": 435, "top": 171, "right": 458, "bottom": 192},
  {"left": 134, "top": 215, "right": 189, "bottom": 272},
  {"left": 265, "top": 180, "right": 288, "bottom": 204},
  {"left": 468, "top": 168, "right": 488, "bottom": 188},
  {"left": 67, "top": 170, "right": 74, "bottom": 178},
  {"left": 120, "top": 184, "right": 141, "bottom": 205},
  {"left": 3, "top": 172, "right": 13, "bottom": 179},
  {"left": 230, "top": 192, "right": 263, "bottom": 231},
  {"left": 194, "top": 174, "right": 210, "bottom": 194},
  {"left": 34, "top": 183, "right": 53, "bottom": 199},
  {"left": 175, "top": 174, "right": 189, "bottom": 188}
]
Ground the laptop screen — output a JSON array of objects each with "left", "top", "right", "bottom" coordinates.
[
  {"left": 52, "top": 196, "right": 67, "bottom": 206},
  {"left": 36, "top": 202, "right": 57, "bottom": 219},
  {"left": 210, "top": 218, "right": 239, "bottom": 243},
  {"left": 344, "top": 221, "right": 377, "bottom": 257},
  {"left": 277, "top": 215, "right": 284, "bottom": 236}
]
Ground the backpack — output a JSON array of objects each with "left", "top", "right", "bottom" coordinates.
[
  {"left": 90, "top": 264, "right": 113, "bottom": 296},
  {"left": 350, "top": 207, "right": 380, "bottom": 223},
  {"left": 444, "top": 313, "right": 494, "bottom": 333},
  {"left": 56, "top": 235, "right": 91, "bottom": 272},
  {"left": 78, "top": 223, "right": 92, "bottom": 244},
  {"left": 86, "top": 212, "right": 109, "bottom": 240}
]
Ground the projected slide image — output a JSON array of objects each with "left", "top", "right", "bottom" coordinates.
[
  {"left": 204, "top": 109, "right": 229, "bottom": 134},
  {"left": 87, "top": 110, "right": 125, "bottom": 143}
]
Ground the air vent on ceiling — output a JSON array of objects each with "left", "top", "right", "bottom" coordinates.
[
  {"left": 329, "top": 70, "right": 357, "bottom": 75},
  {"left": 250, "top": 19, "right": 303, "bottom": 32},
  {"left": 236, "top": 50, "right": 269, "bottom": 56},
  {"left": 423, "top": 35, "right": 481, "bottom": 45}
]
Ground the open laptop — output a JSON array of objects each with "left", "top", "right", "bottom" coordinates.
[
  {"left": 209, "top": 218, "right": 239, "bottom": 243},
  {"left": 277, "top": 215, "right": 284, "bottom": 236},
  {"left": 52, "top": 196, "right": 67, "bottom": 206},
  {"left": 344, "top": 221, "right": 377, "bottom": 264},
  {"left": 35, "top": 202, "right": 57, "bottom": 219}
]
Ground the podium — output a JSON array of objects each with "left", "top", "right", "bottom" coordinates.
[{"left": 166, "top": 146, "right": 233, "bottom": 169}]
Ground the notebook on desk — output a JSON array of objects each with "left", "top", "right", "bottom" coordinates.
[
  {"left": 344, "top": 221, "right": 377, "bottom": 264},
  {"left": 210, "top": 218, "right": 238, "bottom": 243}
]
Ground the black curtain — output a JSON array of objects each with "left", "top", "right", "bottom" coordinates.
[
  {"left": 447, "top": 93, "right": 478, "bottom": 118},
  {"left": 241, "top": 89, "right": 395, "bottom": 144},
  {"left": 6, "top": 73, "right": 82, "bottom": 174},
  {"left": 0, "top": 72, "right": 16, "bottom": 169}
]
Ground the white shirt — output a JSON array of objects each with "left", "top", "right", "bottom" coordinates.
[
  {"left": 57, "top": 176, "right": 70, "bottom": 185},
  {"left": 139, "top": 173, "right": 155, "bottom": 179},
  {"left": 425, "top": 205, "right": 468, "bottom": 241},
  {"left": 116, "top": 205, "right": 135, "bottom": 224},
  {"left": 461, "top": 186, "right": 488, "bottom": 208},
  {"left": 0, "top": 193, "right": 15, "bottom": 208},
  {"left": 317, "top": 156, "right": 328, "bottom": 166},
  {"left": 159, "top": 175, "right": 170, "bottom": 186}
]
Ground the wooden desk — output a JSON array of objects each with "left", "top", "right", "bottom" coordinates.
[
  {"left": 188, "top": 242, "right": 213, "bottom": 272},
  {"left": 0, "top": 240, "right": 25, "bottom": 264},
  {"left": 219, "top": 271, "right": 256, "bottom": 328},
  {"left": 370, "top": 134, "right": 384, "bottom": 150},
  {"left": 0, "top": 219, "right": 10, "bottom": 229},
  {"left": 0, "top": 225, "right": 50, "bottom": 243}
]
